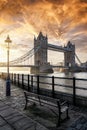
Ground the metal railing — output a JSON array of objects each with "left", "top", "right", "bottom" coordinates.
[{"left": 1, "top": 73, "right": 87, "bottom": 106}]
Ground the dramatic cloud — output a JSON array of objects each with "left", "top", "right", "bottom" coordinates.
[{"left": 0, "top": 0, "right": 87, "bottom": 62}]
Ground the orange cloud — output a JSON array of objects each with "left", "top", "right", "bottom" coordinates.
[{"left": 0, "top": 0, "right": 86, "bottom": 62}]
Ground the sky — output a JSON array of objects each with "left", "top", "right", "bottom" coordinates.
[{"left": 0, "top": 0, "right": 87, "bottom": 64}]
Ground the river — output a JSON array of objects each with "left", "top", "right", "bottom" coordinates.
[
  {"left": 35, "top": 71, "right": 87, "bottom": 97},
  {"left": 0, "top": 68, "right": 87, "bottom": 97}
]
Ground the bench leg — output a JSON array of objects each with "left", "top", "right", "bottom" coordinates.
[
  {"left": 66, "top": 109, "right": 70, "bottom": 119},
  {"left": 57, "top": 113, "right": 61, "bottom": 127},
  {"left": 24, "top": 100, "right": 28, "bottom": 110}
]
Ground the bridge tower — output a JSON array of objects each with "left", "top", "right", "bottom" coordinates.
[
  {"left": 34, "top": 32, "right": 48, "bottom": 66},
  {"left": 32, "top": 32, "right": 53, "bottom": 73},
  {"left": 64, "top": 41, "right": 75, "bottom": 67}
]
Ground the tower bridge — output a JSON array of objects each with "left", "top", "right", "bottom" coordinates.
[
  {"left": 0, "top": 32, "right": 81, "bottom": 73},
  {"left": 33, "top": 32, "right": 76, "bottom": 73}
]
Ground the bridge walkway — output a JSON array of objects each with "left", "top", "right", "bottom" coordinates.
[{"left": 0, "top": 78, "right": 87, "bottom": 130}]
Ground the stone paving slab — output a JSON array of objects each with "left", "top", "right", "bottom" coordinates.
[
  {"left": 0, "top": 101, "right": 48, "bottom": 130},
  {"left": 67, "top": 116, "right": 87, "bottom": 130},
  {"left": 0, "top": 124, "right": 13, "bottom": 130},
  {"left": 0, "top": 116, "right": 13, "bottom": 130}
]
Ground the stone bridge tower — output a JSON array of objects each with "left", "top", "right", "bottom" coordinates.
[
  {"left": 34, "top": 32, "right": 48, "bottom": 66},
  {"left": 64, "top": 41, "right": 75, "bottom": 67}
]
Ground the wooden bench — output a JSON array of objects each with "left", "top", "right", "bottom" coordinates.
[{"left": 24, "top": 91, "right": 69, "bottom": 127}]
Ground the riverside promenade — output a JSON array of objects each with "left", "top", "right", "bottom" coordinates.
[{"left": 0, "top": 78, "right": 87, "bottom": 130}]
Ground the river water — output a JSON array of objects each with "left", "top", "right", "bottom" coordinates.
[
  {"left": 49, "top": 71, "right": 87, "bottom": 97},
  {"left": 33, "top": 71, "right": 87, "bottom": 97}
]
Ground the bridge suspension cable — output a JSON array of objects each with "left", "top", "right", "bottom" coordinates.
[
  {"left": 10, "top": 46, "right": 40, "bottom": 65},
  {"left": 75, "top": 53, "right": 81, "bottom": 64}
]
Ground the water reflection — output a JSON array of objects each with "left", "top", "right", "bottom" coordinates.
[{"left": 39, "top": 72, "right": 87, "bottom": 97}]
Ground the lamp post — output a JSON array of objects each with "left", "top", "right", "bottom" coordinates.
[{"left": 5, "top": 35, "right": 12, "bottom": 96}]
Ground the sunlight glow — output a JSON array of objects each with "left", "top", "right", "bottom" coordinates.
[{"left": 0, "top": 0, "right": 86, "bottom": 63}]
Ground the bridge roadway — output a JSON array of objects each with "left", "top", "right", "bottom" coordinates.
[
  {"left": 52, "top": 65, "right": 69, "bottom": 69},
  {"left": 0, "top": 64, "right": 68, "bottom": 68},
  {"left": 0, "top": 64, "right": 38, "bottom": 67},
  {"left": 48, "top": 43, "right": 72, "bottom": 52}
]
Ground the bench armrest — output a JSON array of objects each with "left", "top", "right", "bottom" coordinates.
[{"left": 61, "top": 101, "right": 69, "bottom": 107}]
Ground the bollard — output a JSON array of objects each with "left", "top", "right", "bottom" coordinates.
[{"left": 6, "top": 78, "right": 11, "bottom": 96}]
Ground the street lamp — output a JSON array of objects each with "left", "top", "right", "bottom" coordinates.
[{"left": 5, "top": 35, "right": 12, "bottom": 96}]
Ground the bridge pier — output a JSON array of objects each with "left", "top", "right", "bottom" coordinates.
[
  {"left": 39, "top": 63, "right": 53, "bottom": 73},
  {"left": 30, "top": 63, "right": 53, "bottom": 74},
  {"left": 30, "top": 66, "right": 39, "bottom": 74}
]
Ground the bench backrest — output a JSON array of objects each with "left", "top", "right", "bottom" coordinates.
[{"left": 24, "top": 91, "right": 61, "bottom": 108}]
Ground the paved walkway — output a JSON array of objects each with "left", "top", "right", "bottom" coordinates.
[
  {"left": 67, "top": 116, "right": 87, "bottom": 130},
  {"left": 0, "top": 79, "right": 48, "bottom": 130},
  {"left": 0, "top": 101, "right": 48, "bottom": 130},
  {"left": 0, "top": 78, "right": 87, "bottom": 130}
]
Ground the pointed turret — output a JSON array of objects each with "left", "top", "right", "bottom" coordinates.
[{"left": 38, "top": 31, "right": 44, "bottom": 40}]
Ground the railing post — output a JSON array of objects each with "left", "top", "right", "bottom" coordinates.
[
  {"left": 31, "top": 75, "right": 33, "bottom": 92},
  {"left": 14, "top": 73, "right": 16, "bottom": 84},
  {"left": 73, "top": 77, "right": 76, "bottom": 105},
  {"left": 52, "top": 76, "right": 55, "bottom": 98},
  {"left": 18, "top": 74, "right": 19, "bottom": 86},
  {"left": 22, "top": 74, "right": 24, "bottom": 89},
  {"left": 37, "top": 75, "right": 40, "bottom": 94},
  {"left": 13, "top": 73, "right": 14, "bottom": 84},
  {"left": 11, "top": 73, "right": 13, "bottom": 83},
  {"left": 28, "top": 75, "right": 30, "bottom": 92}
]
